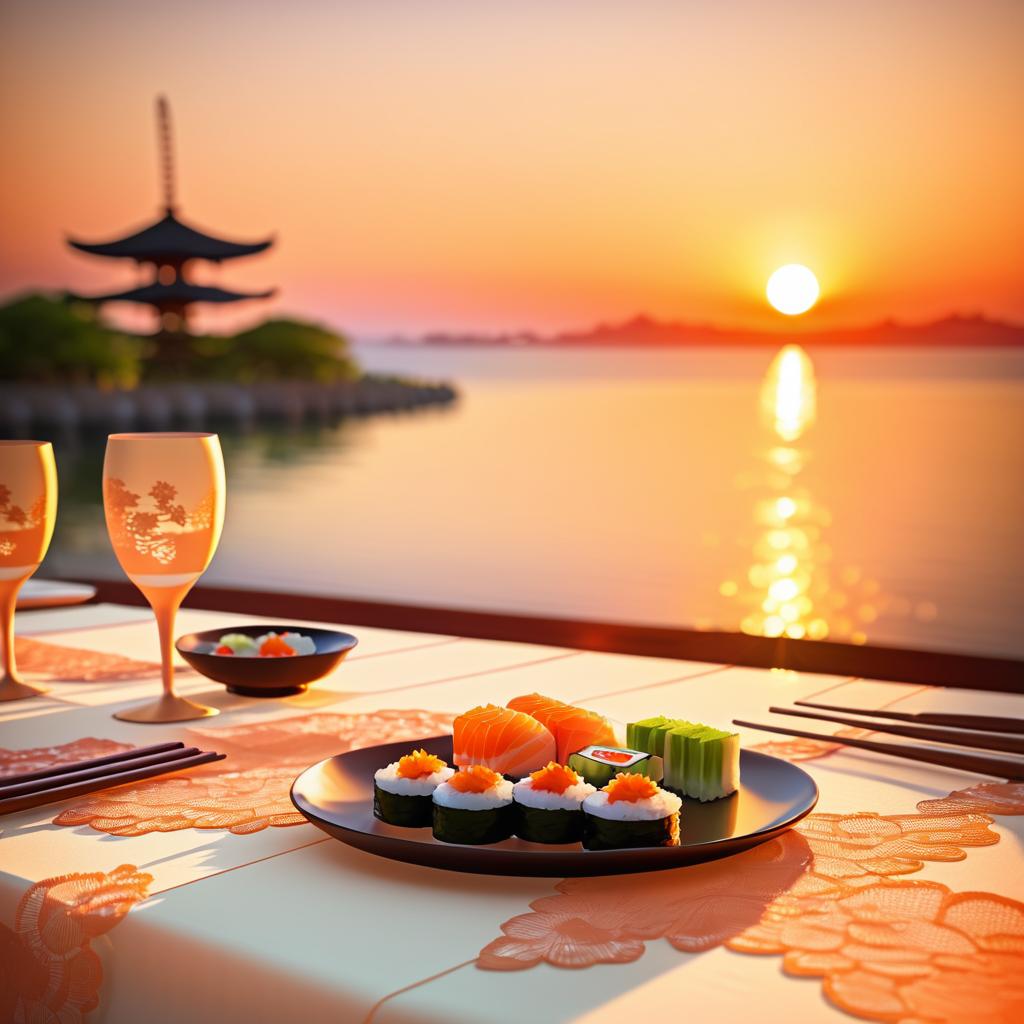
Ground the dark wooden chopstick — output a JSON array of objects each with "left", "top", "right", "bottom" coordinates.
[
  {"left": 0, "top": 746, "right": 204, "bottom": 799},
  {"left": 795, "top": 700, "right": 1024, "bottom": 736},
  {"left": 0, "top": 741, "right": 186, "bottom": 787},
  {"left": 769, "top": 706, "right": 1024, "bottom": 755},
  {"left": 733, "top": 718, "right": 1024, "bottom": 781},
  {"left": 0, "top": 750, "right": 226, "bottom": 816}
]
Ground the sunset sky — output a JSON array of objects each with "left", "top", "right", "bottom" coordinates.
[{"left": 1, "top": 0, "right": 1021, "bottom": 336}]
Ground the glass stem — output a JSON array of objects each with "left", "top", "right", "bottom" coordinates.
[
  {"left": 144, "top": 583, "right": 188, "bottom": 698},
  {"left": 0, "top": 578, "right": 20, "bottom": 683}
]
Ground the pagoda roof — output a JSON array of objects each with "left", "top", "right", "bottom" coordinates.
[
  {"left": 72, "top": 281, "right": 276, "bottom": 306},
  {"left": 67, "top": 210, "right": 274, "bottom": 264}
]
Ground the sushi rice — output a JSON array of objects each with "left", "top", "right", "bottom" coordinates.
[
  {"left": 582, "top": 787, "right": 681, "bottom": 821},
  {"left": 433, "top": 777, "right": 513, "bottom": 809},
  {"left": 512, "top": 776, "right": 595, "bottom": 810},
  {"left": 374, "top": 761, "right": 454, "bottom": 797}
]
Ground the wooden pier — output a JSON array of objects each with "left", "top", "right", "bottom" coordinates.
[{"left": 0, "top": 377, "right": 457, "bottom": 434}]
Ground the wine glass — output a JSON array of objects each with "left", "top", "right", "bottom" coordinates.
[
  {"left": 103, "top": 432, "right": 225, "bottom": 722},
  {"left": 0, "top": 440, "right": 58, "bottom": 701}
]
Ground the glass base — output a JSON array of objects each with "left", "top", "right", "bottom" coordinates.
[
  {"left": 0, "top": 675, "right": 49, "bottom": 702},
  {"left": 113, "top": 693, "right": 220, "bottom": 723}
]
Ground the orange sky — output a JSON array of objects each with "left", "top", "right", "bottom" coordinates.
[{"left": 0, "top": 0, "right": 1022, "bottom": 336}]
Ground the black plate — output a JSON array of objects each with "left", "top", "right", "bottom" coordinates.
[
  {"left": 176, "top": 625, "right": 358, "bottom": 697},
  {"left": 290, "top": 735, "right": 818, "bottom": 877}
]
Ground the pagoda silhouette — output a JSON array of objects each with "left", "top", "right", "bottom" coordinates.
[{"left": 68, "top": 97, "right": 275, "bottom": 364}]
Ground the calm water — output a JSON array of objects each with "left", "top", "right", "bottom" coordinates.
[{"left": 42, "top": 344, "right": 1024, "bottom": 661}]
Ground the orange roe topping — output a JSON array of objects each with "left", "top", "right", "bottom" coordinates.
[
  {"left": 396, "top": 749, "right": 446, "bottom": 779},
  {"left": 604, "top": 773, "right": 659, "bottom": 804},
  {"left": 529, "top": 762, "right": 580, "bottom": 794},
  {"left": 259, "top": 635, "right": 296, "bottom": 657},
  {"left": 448, "top": 764, "right": 502, "bottom": 793}
]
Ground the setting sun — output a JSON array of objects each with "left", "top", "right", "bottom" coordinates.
[{"left": 766, "top": 265, "right": 820, "bottom": 316}]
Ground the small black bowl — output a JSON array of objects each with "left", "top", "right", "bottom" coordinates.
[{"left": 176, "top": 625, "right": 358, "bottom": 697}]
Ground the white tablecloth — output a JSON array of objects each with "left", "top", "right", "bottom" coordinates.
[{"left": 1, "top": 603, "right": 1021, "bottom": 1023}]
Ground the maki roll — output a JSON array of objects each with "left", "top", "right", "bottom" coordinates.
[
  {"left": 582, "top": 773, "right": 682, "bottom": 851},
  {"left": 432, "top": 765, "right": 515, "bottom": 845},
  {"left": 512, "top": 762, "right": 596, "bottom": 844},
  {"left": 568, "top": 745, "right": 663, "bottom": 788},
  {"left": 374, "top": 749, "right": 454, "bottom": 827}
]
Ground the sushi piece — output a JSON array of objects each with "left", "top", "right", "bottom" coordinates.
[
  {"left": 630, "top": 717, "right": 741, "bottom": 801},
  {"left": 627, "top": 716, "right": 688, "bottom": 757},
  {"left": 374, "top": 748, "right": 454, "bottom": 827},
  {"left": 567, "top": 745, "right": 663, "bottom": 788},
  {"left": 452, "top": 704, "right": 556, "bottom": 777},
  {"left": 582, "top": 773, "right": 682, "bottom": 850},
  {"left": 432, "top": 765, "right": 515, "bottom": 845},
  {"left": 512, "top": 762, "right": 596, "bottom": 844},
  {"left": 696, "top": 727, "right": 740, "bottom": 801},
  {"left": 507, "top": 693, "right": 618, "bottom": 762},
  {"left": 671, "top": 724, "right": 740, "bottom": 802}
]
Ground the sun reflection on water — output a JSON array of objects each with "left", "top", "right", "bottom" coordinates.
[
  {"left": 720, "top": 343, "right": 905, "bottom": 645},
  {"left": 762, "top": 344, "right": 816, "bottom": 442}
]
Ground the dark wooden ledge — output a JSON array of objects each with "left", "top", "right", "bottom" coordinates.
[{"left": 76, "top": 578, "right": 1023, "bottom": 694}]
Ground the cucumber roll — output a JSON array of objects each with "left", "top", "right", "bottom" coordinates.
[
  {"left": 512, "top": 762, "right": 596, "bottom": 844},
  {"left": 373, "top": 749, "right": 454, "bottom": 827},
  {"left": 582, "top": 772, "right": 682, "bottom": 851},
  {"left": 627, "top": 716, "right": 741, "bottom": 801},
  {"left": 432, "top": 765, "right": 515, "bottom": 845}
]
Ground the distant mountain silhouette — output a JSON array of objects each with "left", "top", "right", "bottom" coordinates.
[{"left": 398, "top": 313, "right": 1024, "bottom": 348}]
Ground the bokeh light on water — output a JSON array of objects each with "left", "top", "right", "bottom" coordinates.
[{"left": 727, "top": 344, "right": 909, "bottom": 646}]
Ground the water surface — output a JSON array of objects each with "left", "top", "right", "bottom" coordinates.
[{"left": 43, "top": 344, "right": 1024, "bottom": 661}]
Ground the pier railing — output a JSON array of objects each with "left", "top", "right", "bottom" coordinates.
[{"left": 71, "top": 577, "right": 1024, "bottom": 694}]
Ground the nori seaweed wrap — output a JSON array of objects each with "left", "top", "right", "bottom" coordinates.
[
  {"left": 581, "top": 773, "right": 682, "bottom": 851},
  {"left": 432, "top": 765, "right": 515, "bottom": 845},
  {"left": 373, "top": 749, "right": 454, "bottom": 828}
]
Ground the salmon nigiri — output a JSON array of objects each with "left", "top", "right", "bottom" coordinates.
[
  {"left": 452, "top": 704, "right": 556, "bottom": 777},
  {"left": 507, "top": 693, "right": 618, "bottom": 763}
]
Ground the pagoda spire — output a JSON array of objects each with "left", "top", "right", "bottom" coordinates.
[
  {"left": 66, "top": 97, "right": 275, "bottom": 358},
  {"left": 156, "top": 95, "right": 177, "bottom": 214}
]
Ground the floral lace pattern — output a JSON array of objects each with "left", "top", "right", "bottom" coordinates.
[
  {"left": 0, "top": 864, "right": 151, "bottom": 1024},
  {"left": 53, "top": 709, "right": 454, "bottom": 836},
  {"left": 11, "top": 636, "right": 162, "bottom": 682},
  {"left": 479, "top": 769, "right": 1024, "bottom": 1024},
  {"left": 0, "top": 737, "right": 134, "bottom": 778},
  {"left": 479, "top": 832, "right": 813, "bottom": 971}
]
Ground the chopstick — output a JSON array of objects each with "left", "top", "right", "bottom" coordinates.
[
  {"left": 0, "top": 746, "right": 206, "bottom": 798},
  {"left": 0, "top": 749, "right": 226, "bottom": 816},
  {"left": 733, "top": 718, "right": 1024, "bottom": 781},
  {"left": 794, "top": 700, "right": 1024, "bottom": 736},
  {"left": 769, "top": 706, "right": 1024, "bottom": 756},
  {"left": 0, "top": 741, "right": 187, "bottom": 787}
]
